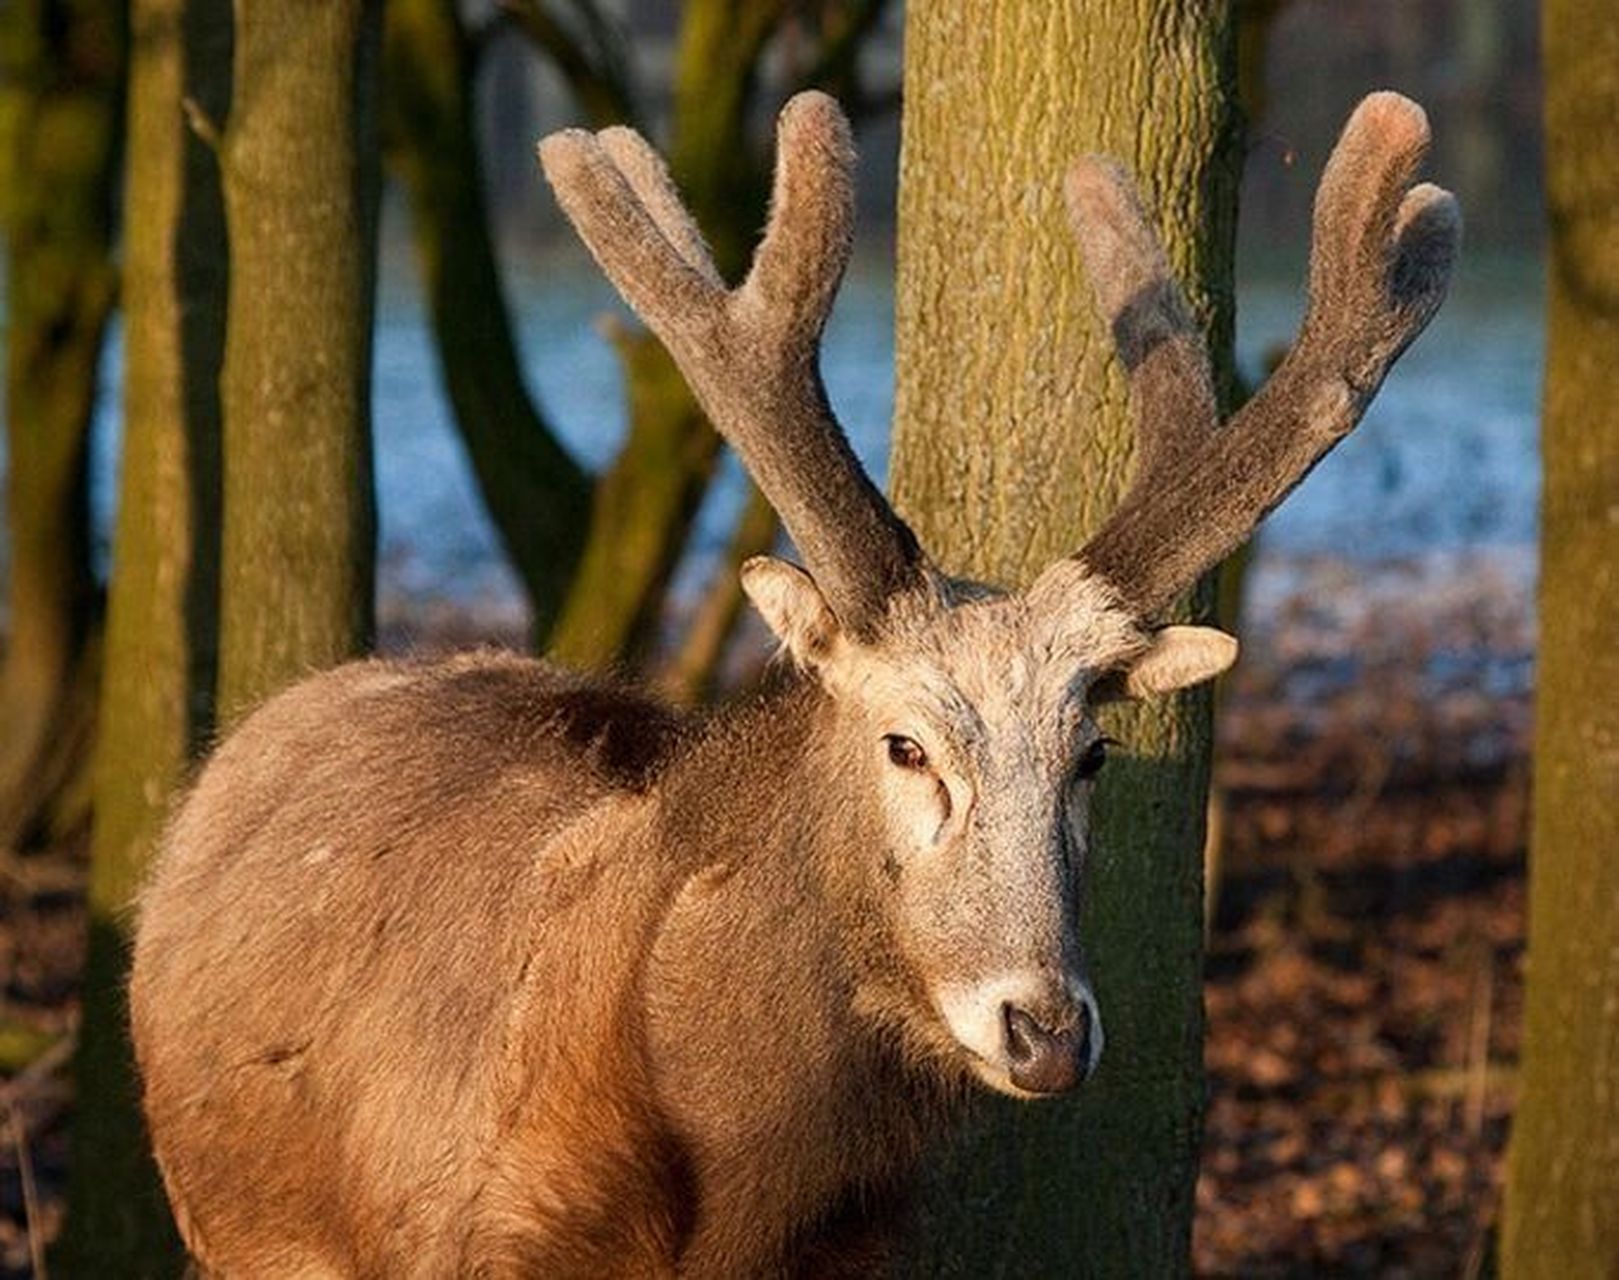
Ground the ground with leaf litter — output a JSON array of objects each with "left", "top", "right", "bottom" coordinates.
[
  {"left": 0, "top": 556, "right": 1531, "bottom": 1276},
  {"left": 1196, "top": 556, "right": 1528, "bottom": 1277}
]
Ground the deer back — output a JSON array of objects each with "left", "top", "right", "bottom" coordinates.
[{"left": 133, "top": 654, "right": 698, "bottom": 1273}]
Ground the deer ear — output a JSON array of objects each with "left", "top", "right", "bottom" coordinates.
[
  {"left": 740, "top": 556, "right": 844, "bottom": 667},
  {"left": 1092, "top": 625, "right": 1238, "bottom": 702}
]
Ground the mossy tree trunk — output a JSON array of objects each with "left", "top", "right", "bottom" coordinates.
[
  {"left": 0, "top": 0, "right": 124, "bottom": 852},
  {"left": 216, "top": 0, "right": 382, "bottom": 724},
  {"left": 890, "top": 4, "right": 1238, "bottom": 1274},
  {"left": 61, "top": 0, "right": 228, "bottom": 1267},
  {"left": 1501, "top": 4, "right": 1619, "bottom": 1273},
  {"left": 382, "top": 0, "right": 592, "bottom": 640}
]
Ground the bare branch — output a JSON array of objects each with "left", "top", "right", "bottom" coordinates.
[
  {"left": 181, "top": 95, "right": 224, "bottom": 153},
  {"left": 502, "top": 0, "right": 637, "bottom": 128}
]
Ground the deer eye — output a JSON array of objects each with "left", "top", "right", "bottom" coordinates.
[
  {"left": 1074, "top": 736, "right": 1116, "bottom": 781},
  {"left": 885, "top": 735, "right": 929, "bottom": 771}
]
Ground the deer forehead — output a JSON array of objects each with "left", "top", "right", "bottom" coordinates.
[{"left": 829, "top": 574, "right": 1144, "bottom": 760}]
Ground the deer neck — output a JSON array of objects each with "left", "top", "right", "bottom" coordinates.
[
  {"left": 639, "top": 677, "right": 946, "bottom": 1232},
  {"left": 651, "top": 675, "right": 905, "bottom": 1020}
]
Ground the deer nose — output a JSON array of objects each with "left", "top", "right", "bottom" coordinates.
[{"left": 1001, "top": 1001, "right": 1091, "bottom": 1095}]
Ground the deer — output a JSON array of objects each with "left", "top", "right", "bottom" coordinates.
[{"left": 130, "top": 90, "right": 1457, "bottom": 1277}]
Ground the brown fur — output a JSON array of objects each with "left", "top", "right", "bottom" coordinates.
[{"left": 134, "top": 655, "right": 964, "bottom": 1275}]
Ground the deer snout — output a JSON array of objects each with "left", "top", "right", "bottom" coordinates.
[
  {"left": 1001, "top": 1001, "right": 1092, "bottom": 1095},
  {"left": 936, "top": 975, "right": 1103, "bottom": 1096}
]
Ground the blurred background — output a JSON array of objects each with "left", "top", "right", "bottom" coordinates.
[{"left": 0, "top": 0, "right": 1568, "bottom": 1275}]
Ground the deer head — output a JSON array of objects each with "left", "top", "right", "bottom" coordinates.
[{"left": 539, "top": 91, "right": 1458, "bottom": 1097}]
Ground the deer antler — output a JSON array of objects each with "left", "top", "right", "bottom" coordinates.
[
  {"left": 538, "top": 92, "right": 926, "bottom": 637},
  {"left": 1047, "top": 92, "right": 1461, "bottom": 619}
]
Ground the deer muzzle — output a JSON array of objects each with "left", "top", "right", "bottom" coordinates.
[
  {"left": 1002, "top": 1001, "right": 1094, "bottom": 1095},
  {"left": 937, "top": 974, "right": 1103, "bottom": 1096}
]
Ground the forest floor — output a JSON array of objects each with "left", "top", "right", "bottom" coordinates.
[
  {"left": 0, "top": 554, "right": 1533, "bottom": 1277},
  {"left": 1196, "top": 555, "right": 1530, "bottom": 1277}
]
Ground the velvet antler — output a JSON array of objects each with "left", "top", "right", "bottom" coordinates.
[
  {"left": 1047, "top": 92, "right": 1461, "bottom": 618},
  {"left": 538, "top": 92, "right": 926, "bottom": 637}
]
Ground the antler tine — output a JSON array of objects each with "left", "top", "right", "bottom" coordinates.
[
  {"left": 1061, "top": 156, "right": 1221, "bottom": 482},
  {"left": 541, "top": 92, "right": 926, "bottom": 636},
  {"left": 595, "top": 127, "right": 724, "bottom": 289},
  {"left": 1306, "top": 93, "right": 1430, "bottom": 324},
  {"left": 538, "top": 129, "right": 725, "bottom": 333},
  {"left": 738, "top": 92, "right": 858, "bottom": 340},
  {"left": 1060, "top": 92, "right": 1460, "bottom": 619}
]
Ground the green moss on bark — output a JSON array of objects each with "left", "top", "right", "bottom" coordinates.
[
  {"left": 63, "top": 0, "right": 227, "bottom": 1263},
  {"left": 1501, "top": 3, "right": 1619, "bottom": 1272},
  {"left": 215, "top": 0, "right": 383, "bottom": 724}
]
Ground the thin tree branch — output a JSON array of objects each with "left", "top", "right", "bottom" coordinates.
[
  {"left": 180, "top": 95, "right": 224, "bottom": 153},
  {"left": 384, "top": 0, "right": 593, "bottom": 639},
  {"left": 501, "top": 0, "right": 637, "bottom": 127}
]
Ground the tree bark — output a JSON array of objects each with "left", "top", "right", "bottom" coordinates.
[
  {"left": 382, "top": 0, "right": 592, "bottom": 640},
  {"left": 1204, "top": 0, "right": 1287, "bottom": 932},
  {"left": 62, "top": 0, "right": 228, "bottom": 1265},
  {"left": 890, "top": 4, "right": 1238, "bottom": 1274},
  {"left": 0, "top": 0, "right": 123, "bottom": 851},
  {"left": 1501, "top": 3, "right": 1619, "bottom": 1272},
  {"left": 215, "top": 0, "right": 382, "bottom": 724}
]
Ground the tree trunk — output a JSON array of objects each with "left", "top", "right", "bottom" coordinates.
[
  {"left": 1501, "top": 4, "right": 1619, "bottom": 1272},
  {"left": 1204, "top": 0, "right": 1287, "bottom": 933},
  {"left": 382, "top": 0, "right": 592, "bottom": 640},
  {"left": 0, "top": 0, "right": 123, "bottom": 851},
  {"left": 61, "top": 0, "right": 228, "bottom": 1266},
  {"left": 216, "top": 0, "right": 382, "bottom": 724},
  {"left": 890, "top": 5, "right": 1238, "bottom": 1274}
]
